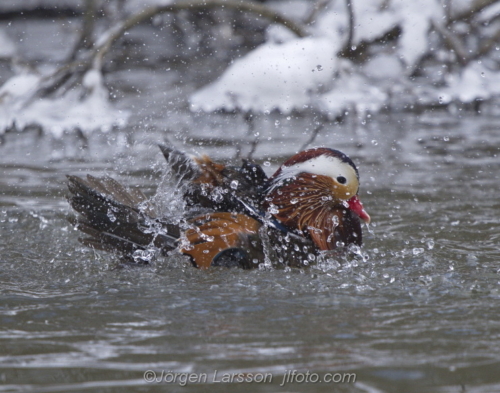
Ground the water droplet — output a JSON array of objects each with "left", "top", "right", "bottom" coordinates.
[
  {"left": 419, "top": 275, "right": 432, "bottom": 285},
  {"left": 268, "top": 204, "right": 279, "bottom": 214},
  {"left": 107, "top": 209, "right": 116, "bottom": 222},
  {"left": 316, "top": 65, "right": 323, "bottom": 71},
  {"left": 263, "top": 161, "right": 271, "bottom": 167},
  {"left": 230, "top": 180, "right": 239, "bottom": 189},
  {"left": 413, "top": 247, "right": 424, "bottom": 255},
  {"left": 132, "top": 248, "right": 157, "bottom": 264},
  {"left": 371, "top": 139, "right": 378, "bottom": 145}
]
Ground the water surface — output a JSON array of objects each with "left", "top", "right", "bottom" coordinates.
[{"left": 1, "top": 109, "right": 500, "bottom": 393}]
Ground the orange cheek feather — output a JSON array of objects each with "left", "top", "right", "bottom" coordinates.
[{"left": 305, "top": 210, "right": 341, "bottom": 251}]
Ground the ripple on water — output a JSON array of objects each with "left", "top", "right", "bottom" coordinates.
[{"left": 1, "top": 114, "right": 500, "bottom": 392}]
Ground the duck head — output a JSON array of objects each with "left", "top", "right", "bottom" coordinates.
[{"left": 264, "top": 147, "right": 370, "bottom": 250}]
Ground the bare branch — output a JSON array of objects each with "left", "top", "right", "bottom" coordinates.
[
  {"left": 304, "top": 0, "right": 332, "bottom": 25},
  {"left": 443, "top": 0, "right": 451, "bottom": 23},
  {"left": 68, "top": 0, "right": 97, "bottom": 61},
  {"left": 337, "top": 24, "right": 401, "bottom": 62},
  {"left": 94, "top": 0, "right": 308, "bottom": 65},
  {"left": 431, "top": 20, "right": 469, "bottom": 66},
  {"left": 244, "top": 112, "right": 259, "bottom": 160},
  {"left": 340, "top": 0, "right": 354, "bottom": 56},
  {"left": 299, "top": 123, "right": 324, "bottom": 151},
  {"left": 31, "top": 0, "right": 309, "bottom": 99},
  {"left": 28, "top": 59, "right": 89, "bottom": 101},
  {"left": 449, "top": 0, "right": 500, "bottom": 24},
  {"left": 474, "top": 26, "right": 500, "bottom": 59}
]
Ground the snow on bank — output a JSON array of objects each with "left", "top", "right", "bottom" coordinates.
[
  {"left": 190, "top": 37, "right": 338, "bottom": 113},
  {"left": 439, "top": 63, "right": 500, "bottom": 104},
  {"left": 189, "top": 30, "right": 392, "bottom": 116},
  {"left": 0, "top": 69, "right": 128, "bottom": 137},
  {"left": 190, "top": 0, "right": 494, "bottom": 116}
]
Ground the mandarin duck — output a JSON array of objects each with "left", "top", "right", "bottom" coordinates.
[{"left": 67, "top": 146, "right": 370, "bottom": 269}]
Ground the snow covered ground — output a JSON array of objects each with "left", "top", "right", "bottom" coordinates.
[
  {"left": 0, "top": 68, "right": 128, "bottom": 137},
  {"left": 1, "top": 0, "right": 500, "bottom": 137},
  {"left": 191, "top": 0, "right": 500, "bottom": 116}
]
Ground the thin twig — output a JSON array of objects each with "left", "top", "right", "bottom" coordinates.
[
  {"left": 337, "top": 22, "right": 401, "bottom": 62},
  {"left": 431, "top": 19, "right": 469, "bottom": 66},
  {"left": 304, "top": 0, "right": 332, "bottom": 25},
  {"left": 449, "top": 0, "right": 500, "bottom": 24},
  {"left": 33, "top": 0, "right": 309, "bottom": 98},
  {"left": 474, "top": 26, "right": 500, "bottom": 59},
  {"left": 67, "top": 0, "right": 96, "bottom": 61},
  {"left": 299, "top": 123, "right": 324, "bottom": 151},
  {"left": 340, "top": 0, "right": 354, "bottom": 56},
  {"left": 443, "top": 0, "right": 451, "bottom": 23},
  {"left": 93, "top": 0, "right": 308, "bottom": 65},
  {"left": 245, "top": 112, "right": 259, "bottom": 160}
]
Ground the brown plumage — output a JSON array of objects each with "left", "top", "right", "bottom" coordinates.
[
  {"left": 182, "top": 213, "right": 261, "bottom": 269},
  {"left": 67, "top": 145, "right": 370, "bottom": 269}
]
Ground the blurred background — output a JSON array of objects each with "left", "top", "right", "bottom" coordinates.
[{"left": 3, "top": 0, "right": 500, "bottom": 139}]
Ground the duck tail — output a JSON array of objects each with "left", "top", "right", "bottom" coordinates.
[
  {"left": 67, "top": 175, "right": 179, "bottom": 264},
  {"left": 158, "top": 144, "right": 201, "bottom": 184}
]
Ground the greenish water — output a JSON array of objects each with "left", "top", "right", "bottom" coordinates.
[{"left": 1, "top": 110, "right": 499, "bottom": 393}]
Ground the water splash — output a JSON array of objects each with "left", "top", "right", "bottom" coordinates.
[{"left": 132, "top": 248, "right": 159, "bottom": 264}]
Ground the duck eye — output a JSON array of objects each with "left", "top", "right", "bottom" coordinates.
[{"left": 336, "top": 176, "right": 347, "bottom": 184}]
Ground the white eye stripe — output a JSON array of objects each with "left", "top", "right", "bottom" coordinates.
[{"left": 274, "top": 155, "right": 357, "bottom": 186}]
